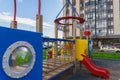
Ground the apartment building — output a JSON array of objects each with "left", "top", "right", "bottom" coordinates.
[{"left": 63, "top": 0, "right": 120, "bottom": 43}]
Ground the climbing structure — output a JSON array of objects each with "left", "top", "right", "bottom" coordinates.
[{"left": 0, "top": 0, "right": 110, "bottom": 80}]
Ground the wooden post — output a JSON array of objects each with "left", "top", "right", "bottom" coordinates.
[
  {"left": 36, "top": 14, "right": 43, "bottom": 33},
  {"left": 10, "top": 21, "right": 17, "bottom": 28},
  {"left": 79, "top": 28, "right": 82, "bottom": 69},
  {"left": 80, "top": 28, "right": 82, "bottom": 39},
  {"left": 73, "top": 21, "right": 77, "bottom": 73},
  {"left": 63, "top": 27, "right": 67, "bottom": 62},
  {"left": 54, "top": 23, "right": 58, "bottom": 57},
  {"left": 55, "top": 22, "right": 58, "bottom": 39},
  {"left": 86, "top": 36, "right": 89, "bottom": 40}
]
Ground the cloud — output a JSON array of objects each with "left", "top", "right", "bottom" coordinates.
[
  {"left": 43, "top": 31, "right": 55, "bottom": 38},
  {"left": 59, "top": 0, "right": 62, "bottom": 4},
  {"left": 0, "top": 12, "right": 63, "bottom": 38},
  {"left": 1, "top": 12, "right": 11, "bottom": 16},
  {"left": 43, "top": 22, "right": 53, "bottom": 28},
  {"left": 0, "top": 12, "right": 54, "bottom": 28}
]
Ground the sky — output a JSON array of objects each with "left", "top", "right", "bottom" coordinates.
[{"left": 0, "top": 0, "right": 63, "bottom": 38}]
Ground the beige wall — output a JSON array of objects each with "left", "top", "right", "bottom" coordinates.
[
  {"left": 113, "top": 0, "right": 120, "bottom": 35},
  {"left": 63, "top": 0, "right": 66, "bottom": 17},
  {"left": 75, "top": 0, "right": 81, "bottom": 37}
]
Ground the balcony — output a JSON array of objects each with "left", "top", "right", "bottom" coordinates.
[
  {"left": 80, "top": 14, "right": 84, "bottom": 18},
  {"left": 80, "top": 0, "right": 84, "bottom": 3},
  {"left": 107, "top": 9, "right": 113, "bottom": 13},
  {"left": 80, "top": 7, "right": 84, "bottom": 10},
  {"left": 107, "top": 0, "right": 113, "bottom": 5},
  {"left": 107, "top": 17, "right": 113, "bottom": 21},
  {"left": 107, "top": 25, "right": 114, "bottom": 29}
]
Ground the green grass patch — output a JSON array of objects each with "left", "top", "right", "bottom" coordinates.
[{"left": 92, "top": 52, "right": 120, "bottom": 60}]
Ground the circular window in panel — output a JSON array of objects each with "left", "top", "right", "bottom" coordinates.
[
  {"left": 10, "top": 46, "right": 32, "bottom": 73},
  {"left": 2, "top": 41, "right": 36, "bottom": 79}
]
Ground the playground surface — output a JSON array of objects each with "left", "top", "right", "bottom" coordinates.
[{"left": 63, "top": 58, "right": 120, "bottom": 80}]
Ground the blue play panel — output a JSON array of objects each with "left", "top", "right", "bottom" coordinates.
[{"left": 0, "top": 26, "right": 42, "bottom": 80}]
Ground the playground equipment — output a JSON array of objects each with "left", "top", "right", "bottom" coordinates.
[
  {"left": 54, "top": 0, "right": 110, "bottom": 79},
  {"left": 0, "top": 27, "right": 42, "bottom": 80},
  {"left": 81, "top": 54, "right": 109, "bottom": 78},
  {"left": 0, "top": 0, "right": 110, "bottom": 80},
  {"left": 42, "top": 38, "right": 74, "bottom": 80}
]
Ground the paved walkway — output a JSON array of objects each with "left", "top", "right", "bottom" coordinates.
[{"left": 63, "top": 58, "right": 120, "bottom": 80}]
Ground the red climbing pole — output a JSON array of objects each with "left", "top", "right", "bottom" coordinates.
[
  {"left": 38, "top": 0, "right": 41, "bottom": 15},
  {"left": 13, "top": 0, "right": 16, "bottom": 22},
  {"left": 10, "top": 0, "right": 17, "bottom": 28}
]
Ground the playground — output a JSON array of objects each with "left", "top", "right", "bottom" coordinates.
[
  {"left": 0, "top": 0, "right": 120, "bottom": 80},
  {"left": 63, "top": 58, "right": 120, "bottom": 80}
]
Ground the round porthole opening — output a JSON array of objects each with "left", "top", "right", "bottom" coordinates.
[
  {"left": 9, "top": 46, "right": 32, "bottom": 73},
  {"left": 2, "top": 41, "right": 36, "bottom": 79}
]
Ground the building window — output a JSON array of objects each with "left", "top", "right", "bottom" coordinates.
[
  {"left": 111, "top": 13, "right": 113, "bottom": 17},
  {"left": 108, "top": 13, "right": 113, "bottom": 18},
  {"left": 103, "top": 21, "right": 107, "bottom": 27},
  {"left": 111, "top": 21, "right": 113, "bottom": 25},
  {"left": 108, "top": 21, "right": 114, "bottom": 26},
  {"left": 85, "top": 0, "right": 89, "bottom": 3},
  {"left": 108, "top": 29, "right": 114, "bottom": 34},
  {"left": 110, "top": 5, "right": 113, "bottom": 9},
  {"left": 103, "top": 5, "right": 106, "bottom": 8},
  {"left": 108, "top": 14, "right": 110, "bottom": 18},
  {"left": 107, "top": 5, "right": 113, "bottom": 10},
  {"left": 107, "top": 0, "right": 113, "bottom": 1}
]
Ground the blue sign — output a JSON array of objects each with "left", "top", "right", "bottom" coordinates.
[{"left": 88, "top": 40, "right": 92, "bottom": 55}]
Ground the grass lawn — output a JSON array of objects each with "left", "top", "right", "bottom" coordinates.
[{"left": 92, "top": 52, "right": 120, "bottom": 60}]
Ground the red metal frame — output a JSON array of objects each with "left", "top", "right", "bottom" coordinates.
[
  {"left": 54, "top": 16, "right": 85, "bottom": 25},
  {"left": 38, "top": 0, "right": 41, "bottom": 15},
  {"left": 14, "top": 0, "right": 16, "bottom": 21}
]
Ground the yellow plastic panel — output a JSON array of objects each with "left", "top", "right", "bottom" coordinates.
[{"left": 76, "top": 39, "right": 88, "bottom": 61}]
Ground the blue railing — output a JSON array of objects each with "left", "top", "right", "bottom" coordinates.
[{"left": 43, "top": 37, "right": 74, "bottom": 42}]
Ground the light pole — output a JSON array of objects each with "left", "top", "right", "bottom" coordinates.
[
  {"left": 88, "top": 0, "right": 97, "bottom": 38},
  {"left": 87, "top": 0, "right": 93, "bottom": 40},
  {"left": 95, "top": 0, "right": 97, "bottom": 38}
]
